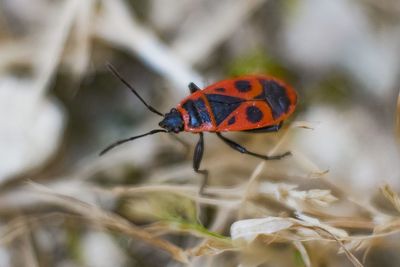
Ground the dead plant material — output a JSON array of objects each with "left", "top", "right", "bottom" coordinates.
[{"left": 27, "top": 183, "right": 189, "bottom": 263}]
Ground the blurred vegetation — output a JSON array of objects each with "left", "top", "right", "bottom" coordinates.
[
  {"left": 227, "top": 49, "right": 291, "bottom": 80},
  {"left": 0, "top": 0, "right": 400, "bottom": 267}
]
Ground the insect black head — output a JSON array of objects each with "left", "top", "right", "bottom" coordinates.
[{"left": 159, "top": 108, "right": 184, "bottom": 133}]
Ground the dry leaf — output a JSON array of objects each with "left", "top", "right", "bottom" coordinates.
[
  {"left": 258, "top": 182, "right": 337, "bottom": 211},
  {"left": 28, "top": 183, "right": 189, "bottom": 263},
  {"left": 188, "top": 239, "right": 235, "bottom": 257},
  {"left": 231, "top": 217, "right": 294, "bottom": 243}
]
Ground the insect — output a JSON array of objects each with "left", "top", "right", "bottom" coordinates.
[{"left": 100, "top": 65, "right": 297, "bottom": 192}]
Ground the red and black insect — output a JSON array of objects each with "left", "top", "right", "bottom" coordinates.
[{"left": 100, "top": 65, "right": 297, "bottom": 191}]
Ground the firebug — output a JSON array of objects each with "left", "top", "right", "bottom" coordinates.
[{"left": 100, "top": 64, "right": 298, "bottom": 192}]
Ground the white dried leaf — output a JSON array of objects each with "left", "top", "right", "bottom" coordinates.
[
  {"left": 258, "top": 182, "right": 297, "bottom": 201},
  {"left": 290, "top": 189, "right": 337, "bottom": 207},
  {"left": 231, "top": 215, "right": 356, "bottom": 266},
  {"left": 259, "top": 182, "right": 337, "bottom": 211},
  {"left": 231, "top": 217, "right": 294, "bottom": 242},
  {"left": 296, "top": 213, "right": 348, "bottom": 238}
]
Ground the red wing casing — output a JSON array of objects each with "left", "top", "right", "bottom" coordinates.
[{"left": 176, "top": 75, "right": 297, "bottom": 132}]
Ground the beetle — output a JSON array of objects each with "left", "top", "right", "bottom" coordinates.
[{"left": 100, "top": 65, "right": 297, "bottom": 192}]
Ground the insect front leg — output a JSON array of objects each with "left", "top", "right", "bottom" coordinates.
[
  {"left": 188, "top": 82, "right": 201, "bottom": 93},
  {"left": 193, "top": 132, "right": 209, "bottom": 194},
  {"left": 216, "top": 132, "right": 291, "bottom": 160}
]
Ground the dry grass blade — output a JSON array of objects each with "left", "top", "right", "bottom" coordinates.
[
  {"left": 145, "top": 220, "right": 230, "bottom": 241},
  {"left": 293, "top": 241, "right": 311, "bottom": 267},
  {"left": 231, "top": 216, "right": 364, "bottom": 267},
  {"left": 32, "top": 0, "right": 81, "bottom": 101},
  {"left": 188, "top": 239, "right": 236, "bottom": 257},
  {"left": 107, "top": 184, "right": 242, "bottom": 198},
  {"left": 0, "top": 217, "right": 29, "bottom": 245},
  {"left": 380, "top": 183, "right": 400, "bottom": 214},
  {"left": 94, "top": 0, "right": 202, "bottom": 90},
  {"left": 396, "top": 89, "right": 400, "bottom": 144},
  {"left": 313, "top": 226, "right": 363, "bottom": 267},
  {"left": 67, "top": 0, "right": 95, "bottom": 82},
  {"left": 103, "top": 184, "right": 241, "bottom": 207},
  {"left": 0, "top": 217, "right": 41, "bottom": 267},
  {"left": 20, "top": 221, "right": 40, "bottom": 267},
  {"left": 299, "top": 215, "right": 363, "bottom": 267},
  {"left": 1, "top": 213, "right": 81, "bottom": 245},
  {"left": 238, "top": 122, "right": 294, "bottom": 218},
  {"left": 27, "top": 183, "right": 189, "bottom": 263}
]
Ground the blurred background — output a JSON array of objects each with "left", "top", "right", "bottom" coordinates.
[{"left": 1, "top": 0, "right": 400, "bottom": 266}]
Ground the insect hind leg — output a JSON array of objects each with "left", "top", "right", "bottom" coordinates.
[
  {"left": 243, "top": 122, "right": 283, "bottom": 133},
  {"left": 216, "top": 132, "right": 291, "bottom": 160},
  {"left": 193, "top": 133, "right": 209, "bottom": 194}
]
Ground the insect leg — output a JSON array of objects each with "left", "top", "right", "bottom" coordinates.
[
  {"left": 243, "top": 122, "right": 283, "bottom": 133},
  {"left": 216, "top": 132, "right": 291, "bottom": 160},
  {"left": 193, "top": 133, "right": 209, "bottom": 193},
  {"left": 188, "top": 82, "right": 201, "bottom": 93}
]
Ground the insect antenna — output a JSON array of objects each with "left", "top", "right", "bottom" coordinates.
[
  {"left": 106, "top": 63, "right": 164, "bottom": 117},
  {"left": 99, "top": 129, "right": 167, "bottom": 156}
]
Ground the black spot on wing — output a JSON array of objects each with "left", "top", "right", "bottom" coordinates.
[
  {"left": 234, "top": 80, "right": 251, "bottom": 92},
  {"left": 246, "top": 106, "right": 263, "bottom": 123},
  {"left": 205, "top": 94, "right": 243, "bottom": 125},
  {"left": 258, "top": 79, "right": 290, "bottom": 119},
  {"left": 227, "top": 116, "right": 236, "bottom": 125},
  {"left": 215, "top": 87, "right": 226, "bottom": 92}
]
